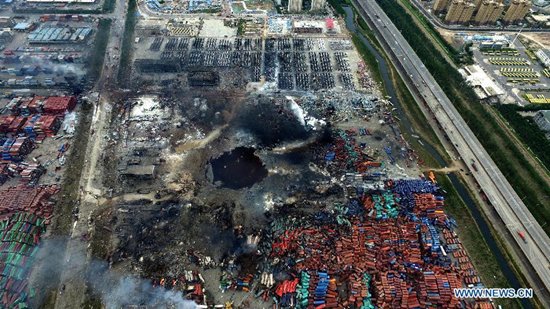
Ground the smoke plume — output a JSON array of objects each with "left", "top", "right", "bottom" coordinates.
[{"left": 29, "top": 237, "right": 198, "bottom": 308}]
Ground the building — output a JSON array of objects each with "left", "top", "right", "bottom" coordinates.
[
  {"left": 536, "top": 49, "right": 550, "bottom": 67},
  {"left": 503, "top": 0, "right": 532, "bottom": 23},
  {"left": 473, "top": 0, "right": 483, "bottom": 10},
  {"left": 479, "top": 40, "right": 509, "bottom": 49},
  {"left": 288, "top": 0, "right": 302, "bottom": 12},
  {"left": 293, "top": 20, "right": 323, "bottom": 33},
  {"left": 13, "top": 22, "right": 34, "bottom": 32},
  {"left": 0, "top": 16, "right": 14, "bottom": 29},
  {"left": 474, "top": 0, "right": 505, "bottom": 24},
  {"left": 121, "top": 165, "right": 156, "bottom": 179},
  {"left": 445, "top": 0, "right": 476, "bottom": 23},
  {"left": 433, "top": 0, "right": 451, "bottom": 12},
  {"left": 460, "top": 2, "right": 476, "bottom": 22},
  {"left": 310, "top": 0, "right": 325, "bottom": 10},
  {"left": 533, "top": 111, "right": 550, "bottom": 139}
]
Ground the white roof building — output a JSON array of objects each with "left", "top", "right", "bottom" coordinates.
[{"left": 536, "top": 49, "right": 550, "bottom": 68}]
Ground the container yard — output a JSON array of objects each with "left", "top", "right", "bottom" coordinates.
[
  {"left": 0, "top": 95, "right": 78, "bottom": 186},
  {"left": 0, "top": 185, "right": 59, "bottom": 308},
  {"left": 0, "top": 91, "right": 79, "bottom": 307},
  {"left": 0, "top": 15, "right": 102, "bottom": 89}
]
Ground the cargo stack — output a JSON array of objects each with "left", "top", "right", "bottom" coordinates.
[
  {"left": 0, "top": 185, "right": 58, "bottom": 222},
  {"left": 18, "top": 163, "right": 44, "bottom": 184},
  {"left": 23, "top": 115, "right": 41, "bottom": 140},
  {"left": 413, "top": 193, "right": 447, "bottom": 225},
  {"left": 265, "top": 176, "right": 485, "bottom": 308},
  {"left": 274, "top": 278, "right": 298, "bottom": 307},
  {"left": 27, "top": 96, "right": 45, "bottom": 114},
  {"left": 0, "top": 212, "right": 46, "bottom": 308},
  {"left": 42, "top": 96, "right": 76, "bottom": 114},
  {"left": 7, "top": 117, "right": 26, "bottom": 134},
  {"left": 8, "top": 137, "right": 33, "bottom": 162},
  {"left": 0, "top": 116, "right": 16, "bottom": 133},
  {"left": 1, "top": 139, "right": 16, "bottom": 161},
  {"left": 323, "top": 129, "right": 378, "bottom": 174},
  {"left": 35, "top": 115, "right": 61, "bottom": 137}
]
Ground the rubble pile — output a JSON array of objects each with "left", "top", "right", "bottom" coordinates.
[
  {"left": 151, "top": 270, "right": 206, "bottom": 305},
  {"left": 322, "top": 129, "right": 379, "bottom": 174}
]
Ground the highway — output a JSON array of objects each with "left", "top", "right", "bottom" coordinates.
[{"left": 352, "top": 0, "right": 550, "bottom": 296}]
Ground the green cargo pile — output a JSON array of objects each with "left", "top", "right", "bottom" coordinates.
[
  {"left": 373, "top": 191, "right": 399, "bottom": 219},
  {"left": 0, "top": 213, "right": 46, "bottom": 308},
  {"left": 296, "top": 271, "right": 310, "bottom": 309},
  {"left": 361, "top": 273, "right": 374, "bottom": 309}
]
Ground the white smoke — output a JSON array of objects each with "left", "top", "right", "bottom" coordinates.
[
  {"left": 95, "top": 275, "right": 199, "bottom": 309},
  {"left": 286, "top": 96, "right": 326, "bottom": 131},
  {"left": 29, "top": 238, "right": 198, "bottom": 308}
]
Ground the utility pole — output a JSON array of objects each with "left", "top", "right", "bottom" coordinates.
[{"left": 510, "top": 24, "right": 525, "bottom": 46}]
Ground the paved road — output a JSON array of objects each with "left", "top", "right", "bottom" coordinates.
[
  {"left": 353, "top": 0, "right": 550, "bottom": 296},
  {"left": 409, "top": 0, "right": 550, "bottom": 33},
  {"left": 53, "top": 0, "right": 127, "bottom": 307}
]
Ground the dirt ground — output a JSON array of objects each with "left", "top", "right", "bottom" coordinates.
[{"left": 520, "top": 33, "right": 550, "bottom": 49}]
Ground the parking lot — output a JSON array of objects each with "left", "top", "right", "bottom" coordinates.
[{"left": 472, "top": 37, "right": 550, "bottom": 105}]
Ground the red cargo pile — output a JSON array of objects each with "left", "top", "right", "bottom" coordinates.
[
  {"left": 443, "top": 229, "right": 482, "bottom": 285},
  {"left": 34, "top": 115, "right": 61, "bottom": 137},
  {"left": 275, "top": 278, "right": 299, "bottom": 297},
  {"left": 413, "top": 193, "right": 447, "bottom": 224},
  {"left": 268, "top": 214, "right": 483, "bottom": 308},
  {"left": 18, "top": 96, "right": 45, "bottom": 114},
  {"left": 18, "top": 163, "right": 44, "bottom": 183},
  {"left": 345, "top": 273, "right": 372, "bottom": 308},
  {"left": 475, "top": 301, "right": 496, "bottom": 308},
  {"left": 373, "top": 270, "right": 420, "bottom": 308},
  {"left": 7, "top": 117, "right": 27, "bottom": 133},
  {"left": 42, "top": 96, "right": 76, "bottom": 114},
  {"left": 417, "top": 271, "right": 461, "bottom": 308},
  {"left": 0, "top": 162, "right": 44, "bottom": 185},
  {"left": 0, "top": 116, "right": 16, "bottom": 133},
  {"left": 325, "top": 129, "right": 377, "bottom": 174},
  {"left": 0, "top": 185, "right": 59, "bottom": 222},
  {"left": 272, "top": 227, "right": 336, "bottom": 272}
]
